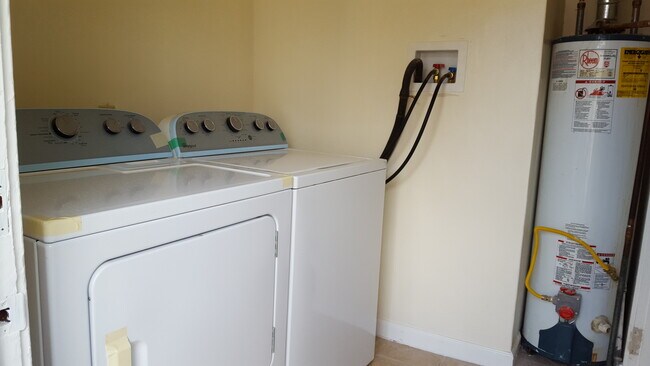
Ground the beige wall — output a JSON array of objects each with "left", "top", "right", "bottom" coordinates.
[
  {"left": 563, "top": 0, "right": 650, "bottom": 36},
  {"left": 10, "top": 0, "right": 568, "bottom": 358},
  {"left": 253, "top": 0, "right": 557, "bottom": 353},
  {"left": 10, "top": 0, "right": 254, "bottom": 122}
]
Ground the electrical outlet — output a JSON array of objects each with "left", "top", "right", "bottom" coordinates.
[
  {"left": 410, "top": 41, "right": 468, "bottom": 94},
  {"left": 0, "top": 293, "right": 27, "bottom": 336}
]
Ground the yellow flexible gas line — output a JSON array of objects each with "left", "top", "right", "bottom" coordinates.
[{"left": 525, "top": 226, "right": 619, "bottom": 302}]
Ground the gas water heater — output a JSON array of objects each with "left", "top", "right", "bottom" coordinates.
[{"left": 522, "top": 34, "right": 650, "bottom": 364}]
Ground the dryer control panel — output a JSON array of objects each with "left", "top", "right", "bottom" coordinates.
[
  {"left": 159, "top": 111, "right": 288, "bottom": 158},
  {"left": 17, "top": 109, "right": 172, "bottom": 172}
]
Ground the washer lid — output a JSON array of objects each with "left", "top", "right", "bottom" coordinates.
[
  {"left": 194, "top": 149, "right": 386, "bottom": 188},
  {"left": 20, "top": 160, "right": 287, "bottom": 243}
]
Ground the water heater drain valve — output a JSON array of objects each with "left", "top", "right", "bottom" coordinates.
[
  {"left": 552, "top": 287, "right": 582, "bottom": 322},
  {"left": 591, "top": 315, "right": 612, "bottom": 334}
]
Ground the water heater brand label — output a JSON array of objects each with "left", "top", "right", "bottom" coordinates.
[
  {"left": 618, "top": 48, "right": 650, "bottom": 98},
  {"left": 569, "top": 50, "right": 619, "bottom": 133},
  {"left": 578, "top": 49, "right": 617, "bottom": 79}
]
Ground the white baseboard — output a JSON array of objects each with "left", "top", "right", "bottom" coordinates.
[{"left": 376, "top": 319, "right": 515, "bottom": 366}]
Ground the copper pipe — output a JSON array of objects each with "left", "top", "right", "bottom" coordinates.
[
  {"left": 596, "top": 19, "right": 650, "bottom": 32},
  {"left": 632, "top": 0, "right": 643, "bottom": 34},
  {"left": 576, "top": 0, "right": 587, "bottom": 35}
]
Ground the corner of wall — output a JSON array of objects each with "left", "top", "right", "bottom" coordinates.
[{"left": 510, "top": 0, "right": 566, "bottom": 350}]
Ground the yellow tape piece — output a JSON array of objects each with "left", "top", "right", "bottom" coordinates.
[
  {"left": 150, "top": 132, "right": 169, "bottom": 149},
  {"left": 282, "top": 176, "right": 293, "bottom": 188},
  {"left": 22, "top": 215, "right": 82, "bottom": 237},
  {"left": 106, "top": 327, "right": 132, "bottom": 366}
]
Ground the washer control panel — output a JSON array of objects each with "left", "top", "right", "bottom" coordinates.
[
  {"left": 17, "top": 109, "right": 172, "bottom": 172},
  {"left": 160, "top": 111, "right": 288, "bottom": 157}
]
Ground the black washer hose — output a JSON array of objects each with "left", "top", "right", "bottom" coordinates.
[
  {"left": 386, "top": 73, "right": 451, "bottom": 184},
  {"left": 380, "top": 58, "right": 424, "bottom": 160},
  {"left": 401, "top": 69, "right": 439, "bottom": 137}
]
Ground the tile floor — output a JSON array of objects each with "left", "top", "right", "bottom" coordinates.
[{"left": 371, "top": 338, "right": 563, "bottom": 366}]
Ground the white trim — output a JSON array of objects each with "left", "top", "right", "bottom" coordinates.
[
  {"left": 376, "top": 319, "right": 514, "bottom": 366},
  {"left": 0, "top": 0, "right": 31, "bottom": 364},
  {"left": 624, "top": 202, "right": 650, "bottom": 366}
]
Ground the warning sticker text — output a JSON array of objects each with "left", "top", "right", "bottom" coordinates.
[
  {"left": 553, "top": 240, "right": 615, "bottom": 291},
  {"left": 618, "top": 48, "right": 650, "bottom": 98},
  {"left": 573, "top": 79, "right": 615, "bottom": 133},
  {"left": 551, "top": 50, "right": 578, "bottom": 79}
]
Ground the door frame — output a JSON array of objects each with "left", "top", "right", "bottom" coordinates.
[
  {"left": 624, "top": 202, "right": 650, "bottom": 365},
  {"left": 0, "top": 0, "right": 31, "bottom": 364}
]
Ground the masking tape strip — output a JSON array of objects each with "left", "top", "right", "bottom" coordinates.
[
  {"left": 150, "top": 132, "right": 169, "bottom": 149},
  {"left": 22, "top": 215, "right": 82, "bottom": 237},
  {"left": 282, "top": 176, "right": 293, "bottom": 188},
  {"left": 106, "top": 327, "right": 132, "bottom": 366}
]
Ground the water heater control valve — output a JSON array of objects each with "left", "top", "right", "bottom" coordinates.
[{"left": 552, "top": 288, "right": 582, "bottom": 322}]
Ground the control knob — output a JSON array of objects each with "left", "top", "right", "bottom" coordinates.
[
  {"left": 52, "top": 115, "right": 79, "bottom": 138},
  {"left": 227, "top": 116, "right": 243, "bottom": 132},
  {"left": 202, "top": 119, "right": 216, "bottom": 132},
  {"left": 266, "top": 120, "right": 277, "bottom": 131},
  {"left": 253, "top": 119, "right": 265, "bottom": 131},
  {"left": 184, "top": 120, "right": 199, "bottom": 134},
  {"left": 129, "top": 119, "right": 146, "bottom": 134},
  {"left": 104, "top": 118, "right": 122, "bottom": 134}
]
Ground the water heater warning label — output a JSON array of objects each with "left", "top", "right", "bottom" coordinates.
[
  {"left": 551, "top": 50, "right": 578, "bottom": 79},
  {"left": 553, "top": 240, "right": 614, "bottom": 290},
  {"left": 573, "top": 80, "right": 615, "bottom": 133},
  {"left": 618, "top": 48, "right": 650, "bottom": 98}
]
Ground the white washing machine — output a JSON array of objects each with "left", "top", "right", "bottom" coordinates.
[
  {"left": 17, "top": 109, "right": 292, "bottom": 366},
  {"left": 160, "top": 111, "right": 386, "bottom": 366}
]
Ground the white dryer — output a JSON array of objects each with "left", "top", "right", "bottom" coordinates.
[
  {"left": 160, "top": 111, "right": 386, "bottom": 366},
  {"left": 17, "top": 109, "right": 292, "bottom": 366}
]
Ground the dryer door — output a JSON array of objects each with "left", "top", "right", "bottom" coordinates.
[{"left": 88, "top": 215, "right": 277, "bottom": 366}]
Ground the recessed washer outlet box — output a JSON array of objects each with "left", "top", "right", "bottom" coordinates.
[{"left": 410, "top": 41, "right": 468, "bottom": 94}]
